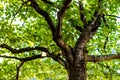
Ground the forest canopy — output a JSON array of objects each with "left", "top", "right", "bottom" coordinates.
[{"left": 0, "top": 0, "right": 120, "bottom": 80}]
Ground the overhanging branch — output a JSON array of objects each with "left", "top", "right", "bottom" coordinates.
[
  {"left": 0, "top": 54, "right": 48, "bottom": 61},
  {"left": 0, "top": 44, "right": 49, "bottom": 54},
  {"left": 29, "top": 0, "right": 55, "bottom": 34},
  {"left": 0, "top": 43, "right": 66, "bottom": 66},
  {"left": 87, "top": 54, "right": 120, "bottom": 62}
]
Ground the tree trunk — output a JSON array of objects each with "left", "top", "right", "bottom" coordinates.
[{"left": 67, "top": 60, "right": 86, "bottom": 80}]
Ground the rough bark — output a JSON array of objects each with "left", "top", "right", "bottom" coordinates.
[
  {"left": 66, "top": 47, "right": 87, "bottom": 80},
  {"left": 67, "top": 50, "right": 86, "bottom": 80},
  {"left": 67, "top": 60, "right": 86, "bottom": 80}
]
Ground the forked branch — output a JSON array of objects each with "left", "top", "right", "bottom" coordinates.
[
  {"left": 0, "top": 44, "right": 66, "bottom": 66},
  {"left": 74, "top": 0, "right": 103, "bottom": 50}
]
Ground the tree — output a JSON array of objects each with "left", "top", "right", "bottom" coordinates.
[{"left": 0, "top": 0, "right": 120, "bottom": 80}]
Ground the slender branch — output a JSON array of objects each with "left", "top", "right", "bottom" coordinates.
[
  {"left": 97, "top": 63, "right": 113, "bottom": 80},
  {"left": 56, "top": 0, "right": 72, "bottom": 38},
  {"left": 10, "top": 1, "right": 29, "bottom": 26},
  {"left": 0, "top": 54, "right": 49, "bottom": 61},
  {"left": 41, "top": 0, "right": 53, "bottom": 5},
  {"left": 87, "top": 54, "right": 120, "bottom": 62},
  {"left": 16, "top": 62, "right": 24, "bottom": 80},
  {"left": 103, "top": 36, "right": 108, "bottom": 51},
  {"left": 107, "top": 14, "right": 120, "bottom": 18},
  {"left": 29, "top": 0, "right": 55, "bottom": 34},
  {"left": 53, "top": 0, "right": 74, "bottom": 64},
  {"left": 0, "top": 44, "right": 49, "bottom": 54},
  {"left": 13, "top": 1, "right": 29, "bottom": 18},
  {"left": 20, "top": 53, "right": 67, "bottom": 67},
  {"left": 0, "top": 55, "right": 21, "bottom": 60},
  {"left": 78, "top": 0, "right": 86, "bottom": 25},
  {"left": 50, "top": 52, "right": 67, "bottom": 67},
  {"left": 90, "top": 0, "right": 103, "bottom": 32},
  {"left": 20, "top": 54, "right": 49, "bottom": 62},
  {"left": 103, "top": 14, "right": 109, "bottom": 27},
  {"left": 60, "top": 0, "right": 72, "bottom": 17}
]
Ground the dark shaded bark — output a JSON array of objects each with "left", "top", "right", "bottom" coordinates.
[
  {"left": 67, "top": 60, "right": 86, "bottom": 80},
  {"left": 67, "top": 50, "right": 86, "bottom": 80}
]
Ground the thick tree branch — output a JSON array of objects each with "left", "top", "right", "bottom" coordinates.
[
  {"left": 87, "top": 54, "right": 120, "bottom": 62},
  {"left": 53, "top": 39, "right": 74, "bottom": 64},
  {"left": 53, "top": 0, "right": 74, "bottom": 64},
  {"left": 29, "top": 0, "right": 73, "bottom": 63},
  {"left": 0, "top": 44, "right": 49, "bottom": 54},
  {"left": 75, "top": 0, "right": 102, "bottom": 50},
  {"left": 29, "top": 0, "right": 55, "bottom": 34},
  {"left": 74, "top": 0, "right": 103, "bottom": 64}
]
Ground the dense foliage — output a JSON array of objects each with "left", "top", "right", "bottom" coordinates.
[{"left": 0, "top": 0, "right": 120, "bottom": 80}]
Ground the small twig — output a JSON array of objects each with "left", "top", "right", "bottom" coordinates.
[
  {"left": 0, "top": 55, "right": 21, "bottom": 60},
  {"left": 103, "top": 14, "right": 109, "bottom": 27},
  {"left": 10, "top": 1, "right": 29, "bottom": 25},
  {"left": 103, "top": 36, "right": 108, "bottom": 51},
  {"left": 98, "top": 63, "right": 112, "bottom": 80},
  {"left": 107, "top": 14, "right": 120, "bottom": 18}
]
